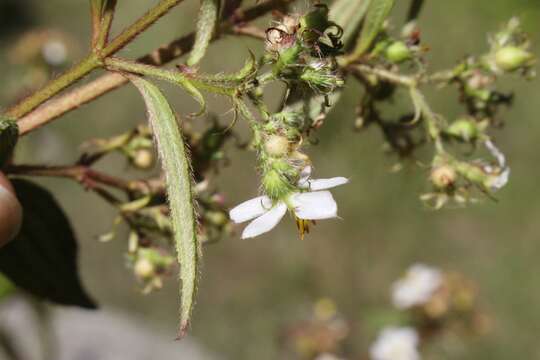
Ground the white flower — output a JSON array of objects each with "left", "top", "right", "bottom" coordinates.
[
  {"left": 483, "top": 139, "right": 510, "bottom": 191},
  {"left": 370, "top": 327, "right": 420, "bottom": 360},
  {"left": 391, "top": 263, "right": 442, "bottom": 310},
  {"left": 229, "top": 167, "right": 348, "bottom": 239}
]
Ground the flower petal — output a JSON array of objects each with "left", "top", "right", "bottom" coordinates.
[
  {"left": 229, "top": 195, "right": 272, "bottom": 223},
  {"left": 297, "top": 166, "right": 313, "bottom": 187},
  {"left": 485, "top": 139, "right": 506, "bottom": 167},
  {"left": 304, "top": 177, "right": 349, "bottom": 191},
  {"left": 290, "top": 191, "right": 338, "bottom": 220},
  {"left": 242, "top": 202, "right": 287, "bottom": 239}
]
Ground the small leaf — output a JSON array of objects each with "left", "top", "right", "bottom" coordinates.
[
  {"left": 330, "top": 0, "right": 372, "bottom": 49},
  {"left": 353, "top": 0, "right": 396, "bottom": 57},
  {"left": 0, "top": 117, "right": 18, "bottom": 168},
  {"left": 187, "top": 0, "right": 221, "bottom": 66},
  {"left": 0, "top": 179, "right": 97, "bottom": 308},
  {"left": 128, "top": 75, "right": 200, "bottom": 338}
]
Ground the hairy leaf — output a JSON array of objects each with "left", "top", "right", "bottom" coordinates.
[
  {"left": 187, "top": 0, "right": 221, "bottom": 66},
  {"left": 353, "top": 0, "right": 396, "bottom": 57},
  {"left": 0, "top": 179, "right": 96, "bottom": 308},
  {"left": 330, "top": 0, "right": 372, "bottom": 49},
  {"left": 129, "top": 75, "right": 200, "bottom": 338},
  {"left": 0, "top": 117, "right": 18, "bottom": 168}
]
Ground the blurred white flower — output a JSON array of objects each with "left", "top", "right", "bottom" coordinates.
[
  {"left": 315, "top": 353, "right": 344, "bottom": 360},
  {"left": 391, "top": 263, "right": 442, "bottom": 309},
  {"left": 370, "top": 326, "right": 420, "bottom": 360},
  {"left": 41, "top": 39, "right": 67, "bottom": 66},
  {"left": 483, "top": 139, "right": 510, "bottom": 191},
  {"left": 229, "top": 166, "right": 348, "bottom": 239}
]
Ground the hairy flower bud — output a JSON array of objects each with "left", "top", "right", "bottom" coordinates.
[
  {"left": 430, "top": 165, "right": 457, "bottom": 189},
  {"left": 385, "top": 41, "right": 412, "bottom": 64},
  {"left": 495, "top": 46, "right": 533, "bottom": 72},
  {"left": 264, "top": 135, "right": 290, "bottom": 157},
  {"left": 300, "top": 62, "right": 343, "bottom": 93},
  {"left": 132, "top": 148, "right": 155, "bottom": 169},
  {"left": 262, "top": 169, "right": 291, "bottom": 200}
]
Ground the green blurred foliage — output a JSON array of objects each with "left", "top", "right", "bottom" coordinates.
[{"left": 1, "top": 0, "right": 540, "bottom": 359}]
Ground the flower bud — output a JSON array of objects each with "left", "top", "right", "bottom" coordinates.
[
  {"left": 264, "top": 135, "right": 290, "bottom": 157},
  {"left": 430, "top": 165, "right": 457, "bottom": 189},
  {"left": 132, "top": 149, "right": 154, "bottom": 169},
  {"left": 446, "top": 118, "right": 479, "bottom": 142},
  {"left": 134, "top": 258, "right": 155, "bottom": 280},
  {"left": 300, "top": 63, "right": 344, "bottom": 93},
  {"left": 0, "top": 174, "right": 22, "bottom": 248},
  {"left": 205, "top": 210, "right": 229, "bottom": 227},
  {"left": 262, "top": 169, "right": 291, "bottom": 200},
  {"left": 495, "top": 46, "right": 533, "bottom": 72},
  {"left": 385, "top": 41, "right": 412, "bottom": 64}
]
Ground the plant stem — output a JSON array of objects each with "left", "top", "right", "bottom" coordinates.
[
  {"left": 6, "top": 55, "right": 101, "bottom": 119},
  {"left": 15, "top": 0, "right": 290, "bottom": 135},
  {"left": 101, "top": 0, "right": 184, "bottom": 58},
  {"left": 95, "top": 0, "right": 118, "bottom": 50},
  {"left": 6, "top": 0, "right": 185, "bottom": 121},
  {"left": 90, "top": 0, "right": 103, "bottom": 48}
]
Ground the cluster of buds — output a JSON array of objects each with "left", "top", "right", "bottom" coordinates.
[
  {"left": 259, "top": 110, "right": 310, "bottom": 200},
  {"left": 82, "top": 124, "right": 155, "bottom": 169},
  {"left": 391, "top": 264, "right": 490, "bottom": 338},
  {"left": 370, "top": 22, "right": 424, "bottom": 65},
  {"left": 129, "top": 246, "right": 175, "bottom": 294},
  {"left": 265, "top": 5, "right": 344, "bottom": 94},
  {"left": 422, "top": 139, "right": 509, "bottom": 209},
  {"left": 282, "top": 298, "right": 349, "bottom": 359},
  {"left": 485, "top": 17, "right": 535, "bottom": 75},
  {"left": 366, "top": 264, "right": 489, "bottom": 360}
]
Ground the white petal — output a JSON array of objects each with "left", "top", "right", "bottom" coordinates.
[
  {"left": 304, "top": 177, "right": 349, "bottom": 191},
  {"left": 229, "top": 196, "right": 272, "bottom": 223},
  {"left": 242, "top": 202, "right": 287, "bottom": 239},
  {"left": 297, "top": 166, "right": 313, "bottom": 187},
  {"left": 485, "top": 139, "right": 506, "bottom": 167},
  {"left": 290, "top": 191, "right": 338, "bottom": 220},
  {"left": 489, "top": 167, "right": 510, "bottom": 191}
]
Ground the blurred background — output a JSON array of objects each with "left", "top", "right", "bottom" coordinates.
[{"left": 1, "top": 0, "right": 539, "bottom": 359}]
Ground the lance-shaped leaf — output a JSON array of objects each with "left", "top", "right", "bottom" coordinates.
[
  {"left": 187, "top": 0, "right": 221, "bottom": 66},
  {"left": 353, "top": 0, "right": 396, "bottom": 57},
  {"left": 0, "top": 117, "right": 18, "bottom": 168},
  {"left": 128, "top": 75, "right": 200, "bottom": 338},
  {"left": 330, "top": 0, "right": 372, "bottom": 49},
  {"left": 0, "top": 179, "right": 96, "bottom": 308}
]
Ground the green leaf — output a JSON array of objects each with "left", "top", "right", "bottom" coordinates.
[
  {"left": 0, "top": 179, "right": 97, "bottom": 308},
  {"left": 128, "top": 75, "right": 200, "bottom": 338},
  {"left": 187, "top": 0, "right": 221, "bottom": 66},
  {"left": 353, "top": 0, "right": 396, "bottom": 57},
  {"left": 330, "top": 0, "right": 372, "bottom": 49},
  {"left": 0, "top": 117, "right": 18, "bottom": 168}
]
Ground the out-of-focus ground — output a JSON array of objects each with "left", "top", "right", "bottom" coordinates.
[{"left": 1, "top": 0, "right": 540, "bottom": 359}]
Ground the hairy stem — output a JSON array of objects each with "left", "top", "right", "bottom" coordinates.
[
  {"left": 16, "top": 0, "right": 290, "bottom": 135},
  {"left": 101, "top": 0, "right": 184, "bottom": 58},
  {"left": 95, "top": 0, "right": 119, "bottom": 50},
  {"left": 90, "top": 0, "right": 103, "bottom": 48},
  {"left": 6, "top": 0, "right": 185, "bottom": 121}
]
